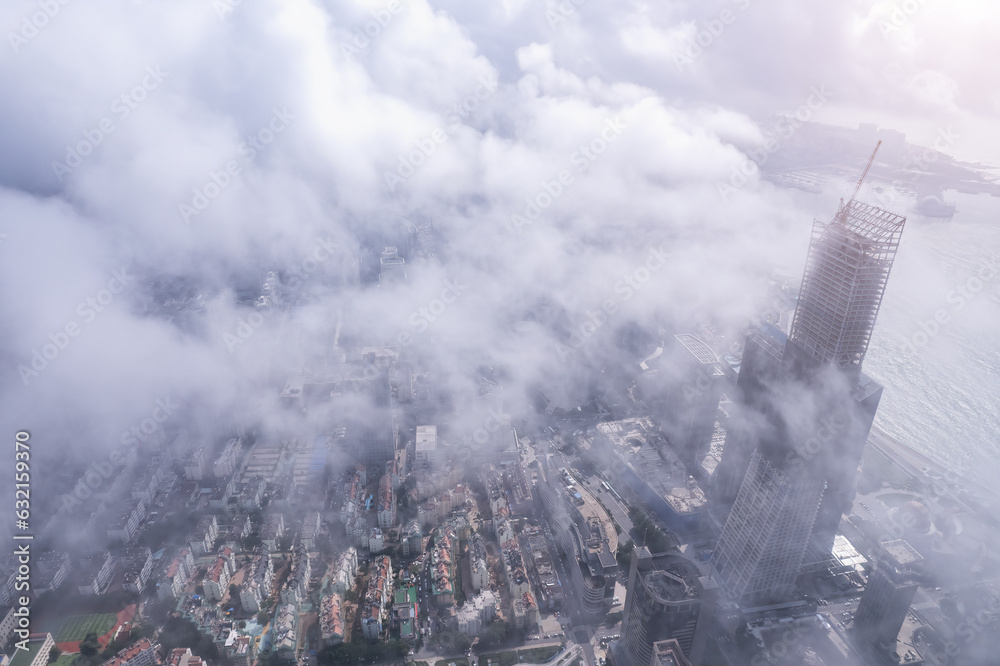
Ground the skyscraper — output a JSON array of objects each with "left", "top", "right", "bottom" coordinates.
[
  {"left": 713, "top": 324, "right": 785, "bottom": 504},
  {"left": 657, "top": 334, "right": 725, "bottom": 467},
  {"left": 713, "top": 166, "right": 905, "bottom": 604},
  {"left": 650, "top": 640, "right": 692, "bottom": 666},
  {"left": 782, "top": 199, "right": 905, "bottom": 382},
  {"left": 612, "top": 547, "right": 715, "bottom": 666},
  {"left": 852, "top": 539, "right": 922, "bottom": 653},
  {"left": 379, "top": 246, "right": 407, "bottom": 285},
  {"left": 711, "top": 447, "right": 824, "bottom": 603}
]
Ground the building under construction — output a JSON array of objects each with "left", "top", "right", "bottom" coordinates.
[
  {"left": 713, "top": 143, "right": 907, "bottom": 604},
  {"left": 783, "top": 196, "right": 906, "bottom": 382}
]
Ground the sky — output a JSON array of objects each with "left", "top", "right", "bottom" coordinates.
[{"left": 0, "top": 0, "right": 998, "bottom": 499}]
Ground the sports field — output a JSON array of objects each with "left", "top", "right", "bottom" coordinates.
[{"left": 53, "top": 613, "right": 118, "bottom": 642}]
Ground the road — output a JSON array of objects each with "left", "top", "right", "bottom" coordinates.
[{"left": 580, "top": 476, "right": 633, "bottom": 542}]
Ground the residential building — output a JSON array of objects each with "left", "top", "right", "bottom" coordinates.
[
  {"left": 77, "top": 551, "right": 117, "bottom": 596},
  {"left": 361, "top": 556, "right": 393, "bottom": 640},
  {"left": 117, "top": 546, "right": 153, "bottom": 594},
  {"left": 106, "top": 499, "right": 146, "bottom": 544},
  {"left": 102, "top": 638, "right": 159, "bottom": 666},
  {"left": 183, "top": 448, "right": 206, "bottom": 481},
  {"left": 213, "top": 437, "right": 243, "bottom": 479},
  {"left": 300, "top": 511, "right": 321, "bottom": 550},
  {"left": 0, "top": 606, "right": 15, "bottom": 648},
  {"left": 377, "top": 473, "right": 396, "bottom": 529},
  {"left": 401, "top": 520, "right": 422, "bottom": 559},
  {"left": 9, "top": 633, "right": 54, "bottom": 666},
  {"left": 32, "top": 551, "right": 70, "bottom": 597},
  {"left": 280, "top": 543, "right": 310, "bottom": 605},
  {"left": 414, "top": 425, "right": 438, "bottom": 468},
  {"left": 240, "top": 549, "right": 273, "bottom": 612},
  {"left": 190, "top": 515, "right": 219, "bottom": 555},
  {"left": 319, "top": 593, "right": 345, "bottom": 646},
  {"left": 202, "top": 553, "right": 232, "bottom": 602},
  {"left": 167, "top": 648, "right": 204, "bottom": 666},
  {"left": 331, "top": 548, "right": 358, "bottom": 595},
  {"left": 157, "top": 553, "right": 190, "bottom": 600},
  {"left": 261, "top": 513, "right": 284, "bottom": 551}
]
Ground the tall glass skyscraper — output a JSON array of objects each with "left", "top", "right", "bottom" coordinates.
[{"left": 712, "top": 193, "right": 905, "bottom": 604}]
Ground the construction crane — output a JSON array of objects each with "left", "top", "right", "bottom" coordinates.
[
  {"left": 837, "top": 140, "right": 882, "bottom": 222},
  {"left": 851, "top": 140, "right": 882, "bottom": 202}
]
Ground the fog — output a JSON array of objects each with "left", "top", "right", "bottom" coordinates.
[{"left": 0, "top": 1, "right": 998, "bottom": 660}]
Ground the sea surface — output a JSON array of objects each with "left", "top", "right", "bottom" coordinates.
[{"left": 863, "top": 191, "right": 1000, "bottom": 482}]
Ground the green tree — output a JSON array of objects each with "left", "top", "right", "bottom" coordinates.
[
  {"left": 48, "top": 647, "right": 62, "bottom": 664},
  {"left": 79, "top": 633, "right": 100, "bottom": 658},
  {"left": 616, "top": 541, "right": 634, "bottom": 570}
]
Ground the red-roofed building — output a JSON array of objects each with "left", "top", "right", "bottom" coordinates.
[{"left": 101, "top": 638, "right": 159, "bottom": 666}]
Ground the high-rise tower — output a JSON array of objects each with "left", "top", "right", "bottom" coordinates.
[
  {"left": 782, "top": 196, "right": 905, "bottom": 382},
  {"left": 852, "top": 540, "right": 922, "bottom": 654},
  {"left": 658, "top": 334, "right": 725, "bottom": 467},
  {"left": 613, "top": 547, "right": 715, "bottom": 666},
  {"left": 379, "top": 246, "right": 407, "bottom": 285},
  {"left": 713, "top": 144, "right": 905, "bottom": 602}
]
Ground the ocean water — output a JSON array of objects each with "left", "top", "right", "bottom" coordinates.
[{"left": 864, "top": 191, "right": 1000, "bottom": 481}]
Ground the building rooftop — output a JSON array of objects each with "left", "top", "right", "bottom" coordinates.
[
  {"left": 603, "top": 418, "right": 707, "bottom": 515},
  {"left": 674, "top": 333, "right": 720, "bottom": 365},
  {"left": 882, "top": 539, "right": 923, "bottom": 569}
]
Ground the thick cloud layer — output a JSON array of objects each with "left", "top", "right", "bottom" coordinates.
[{"left": 0, "top": 0, "right": 997, "bottom": 501}]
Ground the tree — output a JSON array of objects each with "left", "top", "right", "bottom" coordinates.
[
  {"left": 79, "top": 633, "right": 100, "bottom": 658},
  {"left": 229, "top": 583, "right": 240, "bottom": 599},
  {"left": 48, "top": 647, "right": 62, "bottom": 664},
  {"left": 478, "top": 620, "right": 510, "bottom": 649}
]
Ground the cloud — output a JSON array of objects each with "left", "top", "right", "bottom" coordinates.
[{"left": 0, "top": 2, "right": 997, "bottom": 613}]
